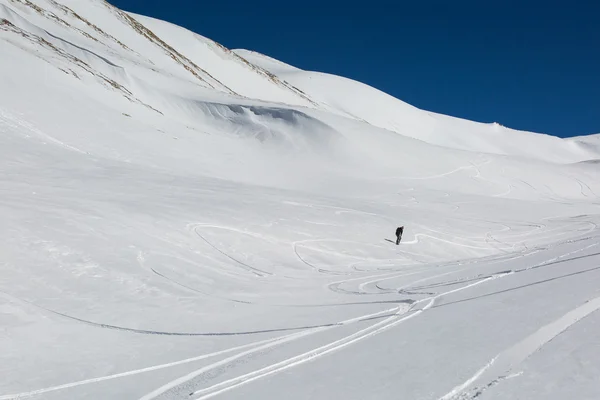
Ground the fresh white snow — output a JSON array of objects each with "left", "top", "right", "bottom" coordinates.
[{"left": 1, "top": 1, "right": 600, "bottom": 399}]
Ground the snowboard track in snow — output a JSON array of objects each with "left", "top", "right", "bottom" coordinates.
[{"left": 0, "top": 291, "right": 413, "bottom": 337}]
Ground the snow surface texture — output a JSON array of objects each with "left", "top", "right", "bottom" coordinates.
[{"left": 1, "top": 1, "right": 600, "bottom": 399}]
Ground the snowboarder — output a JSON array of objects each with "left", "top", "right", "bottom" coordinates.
[{"left": 395, "top": 226, "right": 404, "bottom": 245}]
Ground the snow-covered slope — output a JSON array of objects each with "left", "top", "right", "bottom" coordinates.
[
  {"left": 1, "top": 1, "right": 600, "bottom": 400},
  {"left": 568, "top": 133, "right": 600, "bottom": 163},
  {"left": 235, "top": 49, "right": 598, "bottom": 162}
]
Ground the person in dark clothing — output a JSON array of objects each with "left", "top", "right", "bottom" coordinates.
[{"left": 395, "top": 226, "right": 404, "bottom": 245}]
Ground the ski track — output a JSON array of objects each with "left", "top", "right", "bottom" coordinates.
[
  {"left": 0, "top": 336, "right": 290, "bottom": 400},
  {"left": 577, "top": 178, "right": 600, "bottom": 199},
  {"left": 292, "top": 241, "right": 352, "bottom": 275},
  {"left": 438, "top": 294, "right": 600, "bottom": 400},
  {"left": 332, "top": 220, "right": 594, "bottom": 302},
  {"left": 402, "top": 242, "right": 599, "bottom": 295},
  {"left": 137, "top": 251, "right": 253, "bottom": 305},
  {"left": 185, "top": 275, "right": 497, "bottom": 400},
  {"left": 0, "top": 307, "right": 400, "bottom": 400},
  {"left": 326, "top": 266, "right": 433, "bottom": 295},
  {"left": 0, "top": 108, "right": 88, "bottom": 155},
  {"left": 137, "top": 306, "right": 403, "bottom": 400},
  {"left": 0, "top": 290, "right": 412, "bottom": 337},
  {"left": 380, "top": 159, "right": 491, "bottom": 181},
  {"left": 1, "top": 253, "right": 497, "bottom": 400},
  {"left": 7, "top": 239, "right": 578, "bottom": 400},
  {"left": 189, "top": 310, "right": 422, "bottom": 400},
  {"left": 401, "top": 233, "right": 511, "bottom": 250},
  {"left": 2, "top": 223, "right": 597, "bottom": 399},
  {"left": 191, "top": 226, "right": 272, "bottom": 277}
]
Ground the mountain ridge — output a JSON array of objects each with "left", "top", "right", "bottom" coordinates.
[{"left": 1, "top": 0, "right": 597, "bottom": 163}]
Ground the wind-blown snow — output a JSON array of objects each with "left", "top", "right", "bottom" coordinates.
[
  {"left": 1, "top": 1, "right": 600, "bottom": 399},
  {"left": 235, "top": 49, "right": 598, "bottom": 163}
]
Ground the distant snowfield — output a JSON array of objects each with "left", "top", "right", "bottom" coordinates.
[{"left": 1, "top": 1, "right": 600, "bottom": 399}]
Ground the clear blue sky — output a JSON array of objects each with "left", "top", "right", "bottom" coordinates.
[{"left": 110, "top": 0, "right": 598, "bottom": 138}]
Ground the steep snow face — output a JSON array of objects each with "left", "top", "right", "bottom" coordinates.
[{"left": 2, "top": 1, "right": 600, "bottom": 400}]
